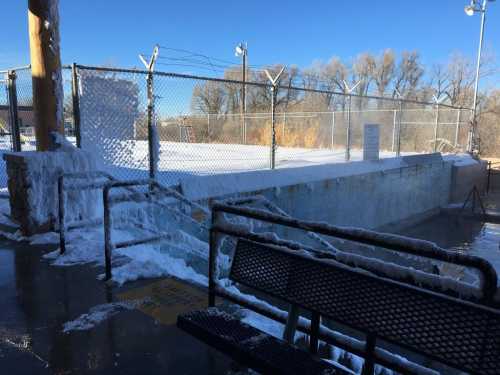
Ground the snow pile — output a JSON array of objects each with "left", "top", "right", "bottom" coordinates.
[
  {"left": 62, "top": 299, "right": 144, "bottom": 332},
  {"left": 9, "top": 136, "right": 100, "bottom": 229}
]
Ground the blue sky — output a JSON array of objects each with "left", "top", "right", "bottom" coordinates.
[{"left": 1, "top": 0, "right": 499, "bottom": 82}]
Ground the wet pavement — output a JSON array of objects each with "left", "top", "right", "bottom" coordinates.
[{"left": 0, "top": 238, "right": 233, "bottom": 374}]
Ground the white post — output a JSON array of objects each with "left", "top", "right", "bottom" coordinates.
[
  {"left": 454, "top": 109, "right": 461, "bottom": 147},
  {"left": 391, "top": 109, "right": 397, "bottom": 152},
  {"left": 331, "top": 111, "right": 335, "bottom": 149}
]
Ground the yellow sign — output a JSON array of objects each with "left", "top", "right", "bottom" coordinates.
[{"left": 118, "top": 278, "right": 208, "bottom": 326}]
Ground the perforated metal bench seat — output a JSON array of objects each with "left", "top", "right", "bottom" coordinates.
[{"left": 177, "top": 307, "right": 350, "bottom": 375}]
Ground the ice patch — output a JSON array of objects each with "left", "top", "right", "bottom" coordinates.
[{"left": 62, "top": 300, "right": 143, "bottom": 332}]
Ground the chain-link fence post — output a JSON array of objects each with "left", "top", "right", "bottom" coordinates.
[
  {"left": 270, "top": 84, "right": 277, "bottom": 169},
  {"left": 396, "top": 99, "right": 402, "bottom": 157},
  {"left": 391, "top": 109, "right": 397, "bottom": 152},
  {"left": 330, "top": 111, "right": 335, "bottom": 149},
  {"left": 147, "top": 70, "right": 156, "bottom": 179},
  {"left": 345, "top": 94, "right": 352, "bottom": 161},
  {"left": 433, "top": 103, "right": 440, "bottom": 152},
  {"left": 454, "top": 108, "right": 461, "bottom": 147},
  {"left": 71, "top": 63, "right": 81, "bottom": 148},
  {"left": 7, "top": 70, "right": 21, "bottom": 152},
  {"left": 207, "top": 113, "right": 210, "bottom": 143}
]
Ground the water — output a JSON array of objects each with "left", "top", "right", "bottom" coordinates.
[{"left": 394, "top": 214, "right": 500, "bottom": 278}]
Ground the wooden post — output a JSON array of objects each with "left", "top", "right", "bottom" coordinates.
[{"left": 28, "top": 0, "right": 64, "bottom": 151}]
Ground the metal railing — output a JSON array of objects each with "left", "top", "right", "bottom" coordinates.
[{"left": 102, "top": 178, "right": 208, "bottom": 280}]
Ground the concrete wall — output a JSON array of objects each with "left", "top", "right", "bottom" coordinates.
[
  {"left": 449, "top": 158, "right": 488, "bottom": 204},
  {"left": 184, "top": 156, "right": 454, "bottom": 230},
  {"left": 264, "top": 162, "right": 452, "bottom": 229}
]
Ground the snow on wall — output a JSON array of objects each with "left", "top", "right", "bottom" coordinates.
[
  {"left": 45, "top": 0, "right": 64, "bottom": 134},
  {"left": 79, "top": 72, "right": 140, "bottom": 172},
  {"left": 7, "top": 135, "right": 100, "bottom": 230}
]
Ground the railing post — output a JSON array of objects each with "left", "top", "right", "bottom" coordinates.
[
  {"left": 270, "top": 85, "right": 277, "bottom": 169},
  {"left": 58, "top": 175, "right": 66, "bottom": 254},
  {"left": 345, "top": 94, "right": 352, "bottom": 161},
  {"left": 454, "top": 108, "right": 461, "bottom": 147},
  {"left": 208, "top": 210, "right": 222, "bottom": 307},
  {"left": 330, "top": 111, "right": 335, "bottom": 149},
  {"left": 7, "top": 70, "right": 21, "bottom": 152},
  {"left": 309, "top": 312, "right": 321, "bottom": 355},
  {"left": 71, "top": 63, "right": 81, "bottom": 148},
  {"left": 103, "top": 185, "right": 113, "bottom": 281},
  {"left": 362, "top": 333, "right": 377, "bottom": 375},
  {"left": 433, "top": 103, "right": 440, "bottom": 153}
]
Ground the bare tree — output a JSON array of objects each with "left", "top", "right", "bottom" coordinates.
[
  {"left": 191, "top": 81, "right": 226, "bottom": 115},
  {"left": 372, "top": 49, "right": 395, "bottom": 99},
  {"left": 392, "top": 51, "right": 424, "bottom": 100}
]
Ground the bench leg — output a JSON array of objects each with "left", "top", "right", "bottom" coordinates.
[
  {"left": 361, "top": 333, "right": 376, "bottom": 375},
  {"left": 309, "top": 312, "right": 321, "bottom": 355},
  {"left": 283, "top": 304, "right": 300, "bottom": 343}
]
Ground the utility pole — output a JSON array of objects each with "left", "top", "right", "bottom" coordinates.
[
  {"left": 28, "top": 0, "right": 64, "bottom": 151},
  {"left": 235, "top": 43, "right": 247, "bottom": 144},
  {"left": 464, "top": 0, "right": 494, "bottom": 154}
]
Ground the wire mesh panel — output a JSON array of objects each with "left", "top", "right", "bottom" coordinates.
[
  {"left": 78, "top": 66, "right": 149, "bottom": 182},
  {"left": 0, "top": 76, "right": 12, "bottom": 189}
]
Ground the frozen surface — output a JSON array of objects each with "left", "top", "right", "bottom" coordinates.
[{"left": 62, "top": 300, "right": 143, "bottom": 332}]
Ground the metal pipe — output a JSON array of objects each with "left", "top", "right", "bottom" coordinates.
[
  {"left": 103, "top": 185, "right": 113, "bottom": 281},
  {"left": 58, "top": 175, "right": 66, "bottom": 254},
  {"left": 396, "top": 99, "right": 403, "bottom": 157},
  {"left": 208, "top": 210, "right": 221, "bottom": 307},
  {"left": 270, "top": 85, "right": 277, "bottom": 169},
  {"left": 147, "top": 70, "right": 155, "bottom": 180},
  {"left": 309, "top": 312, "right": 320, "bottom": 354},
  {"left": 454, "top": 109, "right": 461, "bottom": 147},
  {"left": 242, "top": 50, "right": 247, "bottom": 144},
  {"left": 7, "top": 71, "right": 21, "bottom": 152},
  {"left": 331, "top": 111, "right": 335, "bottom": 149},
  {"left": 212, "top": 202, "right": 498, "bottom": 300},
  {"left": 391, "top": 109, "right": 397, "bottom": 152}
]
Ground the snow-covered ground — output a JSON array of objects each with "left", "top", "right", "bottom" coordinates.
[{"left": 0, "top": 138, "right": 406, "bottom": 188}]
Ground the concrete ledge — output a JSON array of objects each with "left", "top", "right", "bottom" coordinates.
[{"left": 3, "top": 150, "right": 97, "bottom": 235}]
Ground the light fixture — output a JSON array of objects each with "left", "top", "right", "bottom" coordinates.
[
  {"left": 464, "top": 4, "right": 476, "bottom": 15},
  {"left": 235, "top": 43, "right": 245, "bottom": 57}
]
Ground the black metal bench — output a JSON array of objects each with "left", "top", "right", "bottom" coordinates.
[{"left": 178, "top": 201, "right": 500, "bottom": 374}]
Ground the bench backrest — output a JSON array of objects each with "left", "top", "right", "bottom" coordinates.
[{"left": 229, "top": 239, "right": 500, "bottom": 374}]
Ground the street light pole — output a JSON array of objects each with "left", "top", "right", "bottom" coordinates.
[
  {"left": 464, "top": 0, "right": 493, "bottom": 154},
  {"left": 235, "top": 43, "right": 248, "bottom": 144}
]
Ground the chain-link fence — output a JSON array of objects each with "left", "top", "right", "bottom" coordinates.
[
  {"left": 0, "top": 75, "right": 13, "bottom": 191},
  {"left": 0, "top": 64, "right": 471, "bottom": 189}
]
